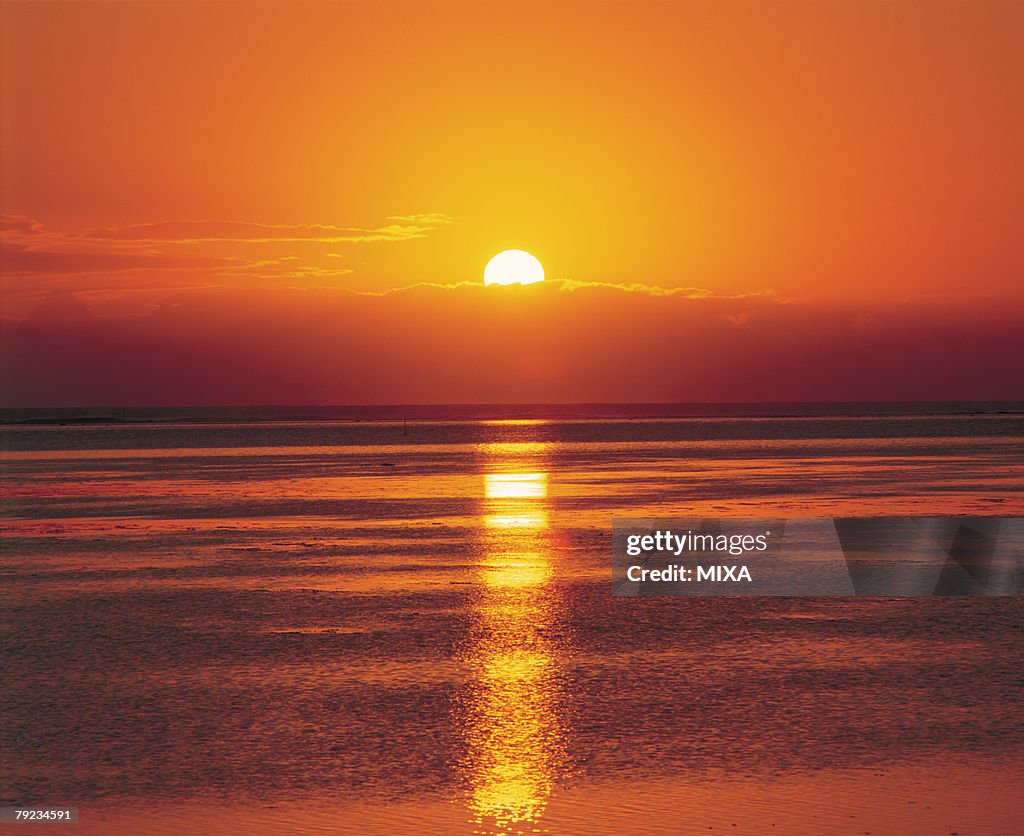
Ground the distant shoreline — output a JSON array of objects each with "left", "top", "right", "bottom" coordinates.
[{"left": 2, "top": 401, "right": 1022, "bottom": 426}]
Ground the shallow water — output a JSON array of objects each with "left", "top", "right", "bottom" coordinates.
[{"left": 2, "top": 412, "right": 1023, "bottom": 834}]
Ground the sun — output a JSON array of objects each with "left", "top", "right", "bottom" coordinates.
[{"left": 484, "top": 250, "right": 545, "bottom": 286}]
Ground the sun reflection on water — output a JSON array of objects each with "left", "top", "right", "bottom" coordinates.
[{"left": 461, "top": 442, "right": 567, "bottom": 834}]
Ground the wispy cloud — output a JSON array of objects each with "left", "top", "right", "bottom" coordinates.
[
  {"left": 548, "top": 278, "right": 779, "bottom": 300},
  {"left": 550, "top": 278, "right": 713, "bottom": 298},
  {"left": 0, "top": 241, "right": 243, "bottom": 276},
  {"left": 0, "top": 214, "right": 45, "bottom": 235},
  {"left": 385, "top": 213, "right": 457, "bottom": 226},
  {"left": 0, "top": 213, "right": 453, "bottom": 307},
  {"left": 82, "top": 216, "right": 454, "bottom": 243}
]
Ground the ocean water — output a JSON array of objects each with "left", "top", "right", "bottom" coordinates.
[{"left": 2, "top": 409, "right": 1023, "bottom": 834}]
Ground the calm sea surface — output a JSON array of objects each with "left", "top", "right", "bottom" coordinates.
[{"left": 2, "top": 409, "right": 1023, "bottom": 834}]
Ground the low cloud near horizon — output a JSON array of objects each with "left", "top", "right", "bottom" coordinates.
[{"left": 2, "top": 284, "right": 1021, "bottom": 407}]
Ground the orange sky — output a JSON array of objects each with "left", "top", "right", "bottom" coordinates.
[{"left": 1, "top": 1, "right": 1022, "bottom": 405}]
